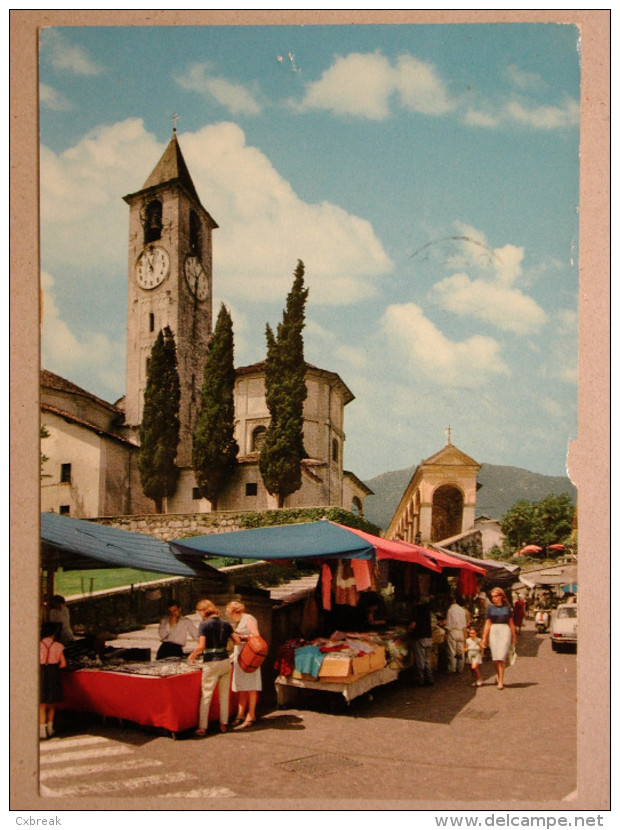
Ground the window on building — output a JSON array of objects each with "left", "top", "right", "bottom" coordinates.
[
  {"left": 149, "top": 312, "right": 155, "bottom": 332},
  {"left": 351, "top": 496, "right": 362, "bottom": 515},
  {"left": 332, "top": 438, "right": 339, "bottom": 463},
  {"left": 245, "top": 483, "right": 258, "bottom": 496},
  {"left": 189, "top": 210, "right": 201, "bottom": 253},
  {"left": 60, "top": 463, "right": 72, "bottom": 484},
  {"left": 192, "top": 488, "right": 204, "bottom": 500},
  {"left": 252, "top": 426, "right": 267, "bottom": 452},
  {"left": 144, "top": 200, "right": 162, "bottom": 244},
  {"left": 59, "top": 505, "right": 70, "bottom": 515}
]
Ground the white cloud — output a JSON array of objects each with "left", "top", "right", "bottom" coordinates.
[
  {"left": 39, "top": 83, "right": 72, "bottom": 112},
  {"left": 298, "top": 51, "right": 454, "bottom": 120},
  {"left": 305, "top": 320, "right": 368, "bottom": 370},
  {"left": 40, "top": 118, "right": 392, "bottom": 304},
  {"left": 175, "top": 63, "right": 262, "bottom": 115},
  {"left": 394, "top": 54, "right": 455, "bottom": 115},
  {"left": 381, "top": 302, "right": 509, "bottom": 387},
  {"left": 42, "top": 30, "right": 103, "bottom": 76},
  {"left": 429, "top": 229, "right": 548, "bottom": 335},
  {"left": 506, "top": 64, "right": 546, "bottom": 91},
  {"left": 464, "top": 96, "right": 579, "bottom": 131},
  {"left": 505, "top": 97, "right": 580, "bottom": 130},
  {"left": 41, "top": 270, "right": 124, "bottom": 395},
  {"left": 40, "top": 118, "right": 161, "bottom": 272},
  {"left": 545, "top": 309, "right": 578, "bottom": 384}
]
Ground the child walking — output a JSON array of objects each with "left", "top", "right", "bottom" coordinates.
[
  {"left": 40, "top": 622, "right": 66, "bottom": 739},
  {"left": 465, "top": 625, "right": 484, "bottom": 687}
]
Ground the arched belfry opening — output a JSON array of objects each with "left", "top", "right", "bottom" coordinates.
[
  {"left": 143, "top": 199, "right": 162, "bottom": 244},
  {"left": 431, "top": 484, "right": 464, "bottom": 542}
]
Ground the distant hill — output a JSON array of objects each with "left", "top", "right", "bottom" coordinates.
[{"left": 363, "top": 462, "right": 577, "bottom": 531}]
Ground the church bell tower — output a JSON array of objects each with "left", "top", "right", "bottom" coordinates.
[{"left": 123, "top": 126, "right": 218, "bottom": 468}]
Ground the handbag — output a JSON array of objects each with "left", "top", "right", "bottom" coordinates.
[
  {"left": 238, "top": 635, "right": 268, "bottom": 673},
  {"left": 508, "top": 644, "right": 517, "bottom": 666}
]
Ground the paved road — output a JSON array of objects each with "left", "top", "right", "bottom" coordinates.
[{"left": 41, "top": 620, "right": 577, "bottom": 809}]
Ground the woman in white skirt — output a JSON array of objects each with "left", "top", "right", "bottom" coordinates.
[
  {"left": 226, "top": 601, "right": 262, "bottom": 729},
  {"left": 481, "top": 587, "right": 516, "bottom": 690}
]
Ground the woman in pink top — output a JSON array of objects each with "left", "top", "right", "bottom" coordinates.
[{"left": 40, "top": 622, "right": 66, "bottom": 739}]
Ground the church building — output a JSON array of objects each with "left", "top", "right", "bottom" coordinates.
[
  {"left": 385, "top": 433, "right": 481, "bottom": 546},
  {"left": 41, "top": 129, "right": 372, "bottom": 519}
]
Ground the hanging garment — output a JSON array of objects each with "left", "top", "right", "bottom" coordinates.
[
  {"left": 351, "top": 558, "right": 372, "bottom": 592},
  {"left": 457, "top": 569, "right": 479, "bottom": 598},
  {"left": 321, "top": 563, "right": 332, "bottom": 611},
  {"left": 335, "top": 559, "right": 359, "bottom": 606}
]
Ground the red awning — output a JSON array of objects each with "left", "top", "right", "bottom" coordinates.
[
  {"left": 518, "top": 544, "right": 543, "bottom": 555},
  {"left": 420, "top": 546, "right": 486, "bottom": 575},
  {"left": 336, "top": 525, "right": 441, "bottom": 572}
]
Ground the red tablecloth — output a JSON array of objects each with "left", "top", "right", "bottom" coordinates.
[{"left": 60, "top": 669, "right": 236, "bottom": 733}]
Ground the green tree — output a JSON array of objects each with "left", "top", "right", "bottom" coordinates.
[
  {"left": 259, "top": 260, "right": 309, "bottom": 507},
  {"left": 192, "top": 304, "right": 239, "bottom": 509},
  {"left": 138, "top": 326, "right": 181, "bottom": 513},
  {"left": 501, "top": 493, "right": 575, "bottom": 553}
]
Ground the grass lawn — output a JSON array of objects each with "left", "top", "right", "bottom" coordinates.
[{"left": 54, "top": 567, "right": 186, "bottom": 597}]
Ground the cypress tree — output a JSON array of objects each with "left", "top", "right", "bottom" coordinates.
[
  {"left": 138, "top": 326, "right": 181, "bottom": 513},
  {"left": 259, "top": 260, "right": 309, "bottom": 507},
  {"left": 192, "top": 303, "right": 239, "bottom": 509}
]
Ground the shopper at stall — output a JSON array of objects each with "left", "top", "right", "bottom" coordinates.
[
  {"left": 481, "top": 587, "right": 517, "bottom": 690},
  {"left": 188, "top": 599, "right": 240, "bottom": 736},
  {"left": 40, "top": 621, "right": 67, "bottom": 739},
  {"left": 156, "top": 601, "right": 198, "bottom": 659},
  {"left": 445, "top": 595, "right": 468, "bottom": 673},
  {"left": 49, "top": 595, "right": 75, "bottom": 645},
  {"left": 407, "top": 598, "right": 434, "bottom": 686},
  {"left": 226, "top": 601, "right": 263, "bottom": 729}
]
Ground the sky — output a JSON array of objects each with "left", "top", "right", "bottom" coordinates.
[{"left": 38, "top": 22, "right": 581, "bottom": 482}]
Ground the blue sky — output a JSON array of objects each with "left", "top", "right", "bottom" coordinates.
[{"left": 39, "top": 23, "right": 580, "bottom": 481}]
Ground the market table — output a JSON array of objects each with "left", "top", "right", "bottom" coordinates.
[
  {"left": 275, "top": 665, "right": 400, "bottom": 707},
  {"left": 60, "top": 666, "right": 235, "bottom": 735}
]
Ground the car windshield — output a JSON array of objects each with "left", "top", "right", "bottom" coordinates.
[{"left": 557, "top": 607, "right": 577, "bottom": 618}]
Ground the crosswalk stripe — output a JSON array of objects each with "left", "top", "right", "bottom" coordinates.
[
  {"left": 40, "top": 745, "right": 133, "bottom": 765},
  {"left": 40, "top": 735, "right": 113, "bottom": 752},
  {"left": 40, "top": 758, "right": 163, "bottom": 781},
  {"left": 41, "top": 770, "right": 197, "bottom": 798},
  {"left": 167, "top": 787, "right": 236, "bottom": 798}
]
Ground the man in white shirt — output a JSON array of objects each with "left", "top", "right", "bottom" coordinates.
[
  {"left": 444, "top": 595, "right": 468, "bottom": 673},
  {"left": 156, "top": 601, "right": 198, "bottom": 659}
]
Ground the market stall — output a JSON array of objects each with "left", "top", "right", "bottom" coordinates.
[
  {"left": 171, "top": 521, "right": 486, "bottom": 707},
  {"left": 59, "top": 661, "right": 237, "bottom": 736}
]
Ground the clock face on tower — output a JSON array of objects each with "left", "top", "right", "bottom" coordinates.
[
  {"left": 184, "top": 255, "right": 209, "bottom": 302},
  {"left": 135, "top": 245, "right": 170, "bottom": 289}
]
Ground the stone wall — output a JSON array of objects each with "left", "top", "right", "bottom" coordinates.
[{"left": 94, "top": 505, "right": 379, "bottom": 542}]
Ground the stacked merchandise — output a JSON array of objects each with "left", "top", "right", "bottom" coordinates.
[{"left": 274, "top": 629, "right": 410, "bottom": 684}]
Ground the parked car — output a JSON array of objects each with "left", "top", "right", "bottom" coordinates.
[{"left": 551, "top": 603, "right": 578, "bottom": 651}]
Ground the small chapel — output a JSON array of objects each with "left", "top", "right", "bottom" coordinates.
[{"left": 40, "top": 128, "right": 372, "bottom": 520}]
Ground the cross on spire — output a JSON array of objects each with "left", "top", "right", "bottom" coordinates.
[
  {"left": 172, "top": 113, "right": 180, "bottom": 133},
  {"left": 445, "top": 426, "right": 452, "bottom": 445}
]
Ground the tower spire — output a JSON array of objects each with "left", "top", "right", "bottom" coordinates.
[{"left": 445, "top": 426, "right": 452, "bottom": 445}]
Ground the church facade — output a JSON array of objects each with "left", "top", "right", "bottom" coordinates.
[
  {"left": 41, "top": 130, "right": 372, "bottom": 519},
  {"left": 385, "top": 438, "right": 481, "bottom": 546}
]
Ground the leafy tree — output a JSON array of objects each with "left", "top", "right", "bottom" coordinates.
[
  {"left": 138, "top": 326, "right": 181, "bottom": 513},
  {"left": 259, "top": 260, "right": 309, "bottom": 507},
  {"left": 501, "top": 493, "right": 575, "bottom": 553},
  {"left": 192, "top": 304, "right": 239, "bottom": 509}
]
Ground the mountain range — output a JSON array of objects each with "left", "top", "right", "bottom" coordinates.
[{"left": 362, "top": 463, "right": 577, "bottom": 531}]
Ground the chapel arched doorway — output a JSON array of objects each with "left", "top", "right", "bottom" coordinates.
[{"left": 431, "top": 484, "right": 463, "bottom": 542}]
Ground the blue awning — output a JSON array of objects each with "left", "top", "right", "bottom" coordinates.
[
  {"left": 41, "top": 513, "right": 220, "bottom": 578},
  {"left": 170, "top": 520, "right": 376, "bottom": 561}
]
